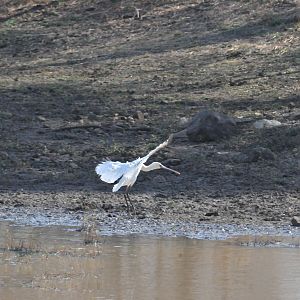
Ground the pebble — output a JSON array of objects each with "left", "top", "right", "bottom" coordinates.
[
  {"left": 135, "top": 111, "right": 144, "bottom": 122},
  {"left": 102, "top": 203, "right": 113, "bottom": 211},
  {"left": 291, "top": 216, "right": 300, "bottom": 227},
  {"left": 37, "top": 115, "right": 47, "bottom": 121},
  {"left": 179, "top": 117, "right": 189, "bottom": 127},
  {"left": 205, "top": 210, "right": 219, "bottom": 217},
  {"left": 137, "top": 212, "right": 146, "bottom": 219},
  {"left": 70, "top": 162, "right": 79, "bottom": 169}
]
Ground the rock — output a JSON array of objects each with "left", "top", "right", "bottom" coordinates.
[
  {"left": 291, "top": 216, "right": 300, "bottom": 227},
  {"left": 185, "top": 111, "right": 236, "bottom": 142},
  {"left": 199, "top": 217, "right": 211, "bottom": 221},
  {"left": 70, "top": 162, "right": 79, "bottom": 169},
  {"left": 37, "top": 115, "right": 46, "bottom": 121},
  {"left": 102, "top": 203, "right": 113, "bottom": 211},
  {"left": 134, "top": 110, "right": 144, "bottom": 122},
  {"left": 205, "top": 210, "right": 219, "bottom": 217},
  {"left": 289, "top": 110, "right": 300, "bottom": 121},
  {"left": 179, "top": 117, "right": 189, "bottom": 127},
  {"left": 233, "top": 147, "right": 276, "bottom": 163},
  {"left": 251, "top": 204, "right": 260, "bottom": 213},
  {"left": 245, "top": 146, "right": 276, "bottom": 162},
  {"left": 137, "top": 212, "right": 146, "bottom": 219},
  {"left": 288, "top": 101, "right": 296, "bottom": 108},
  {"left": 128, "top": 116, "right": 135, "bottom": 123},
  {"left": 232, "top": 147, "right": 275, "bottom": 163},
  {"left": 0, "top": 151, "right": 9, "bottom": 159},
  {"left": 253, "top": 119, "right": 281, "bottom": 129}
]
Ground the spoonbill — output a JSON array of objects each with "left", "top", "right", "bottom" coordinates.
[{"left": 95, "top": 136, "right": 179, "bottom": 213}]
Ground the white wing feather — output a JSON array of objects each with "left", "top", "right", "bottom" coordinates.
[
  {"left": 141, "top": 139, "right": 169, "bottom": 163},
  {"left": 95, "top": 161, "right": 130, "bottom": 183}
]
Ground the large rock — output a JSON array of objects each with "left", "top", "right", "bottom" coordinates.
[{"left": 185, "top": 111, "right": 236, "bottom": 142}]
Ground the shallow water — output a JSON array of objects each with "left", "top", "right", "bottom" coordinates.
[{"left": 0, "top": 221, "right": 299, "bottom": 300}]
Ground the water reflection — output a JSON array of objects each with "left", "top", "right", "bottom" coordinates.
[{"left": 0, "top": 222, "right": 299, "bottom": 300}]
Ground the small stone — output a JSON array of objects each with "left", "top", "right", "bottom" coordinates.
[
  {"left": 205, "top": 210, "right": 219, "bottom": 217},
  {"left": 288, "top": 102, "right": 295, "bottom": 108},
  {"left": 179, "top": 117, "right": 189, "bottom": 127},
  {"left": 135, "top": 111, "right": 144, "bottom": 122},
  {"left": 128, "top": 116, "right": 135, "bottom": 123},
  {"left": 289, "top": 110, "right": 300, "bottom": 121},
  {"left": 102, "top": 203, "right": 113, "bottom": 211},
  {"left": 37, "top": 115, "right": 46, "bottom": 121},
  {"left": 70, "top": 162, "right": 79, "bottom": 169},
  {"left": 251, "top": 204, "right": 260, "bottom": 213},
  {"left": 199, "top": 217, "right": 211, "bottom": 221},
  {"left": 253, "top": 119, "right": 281, "bottom": 129},
  {"left": 244, "top": 147, "right": 276, "bottom": 162},
  {"left": 291, "top": 216, "right": 300, "bottom": 227},
  {"left": 137, "top": 212, "right": 146, "bottom": 219}
]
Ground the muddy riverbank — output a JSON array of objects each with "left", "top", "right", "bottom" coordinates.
[
  {"left": 0, "top": 201, "right": 299, "bottom": 243},
  {"left": 0, "top": 0, "right": 299, "bottom": 230}
]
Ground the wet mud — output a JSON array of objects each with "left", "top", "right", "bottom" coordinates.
[{"left": 0, "top": 206, "right": 299, "bottom": 244}]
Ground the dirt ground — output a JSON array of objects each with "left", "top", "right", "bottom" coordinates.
[{"left": 0, "top": 0, "right": 299, "bottom": 228}]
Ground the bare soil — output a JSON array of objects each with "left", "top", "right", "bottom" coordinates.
[{"left": 0, "top": 0, "right": 299, "bottom": 228}]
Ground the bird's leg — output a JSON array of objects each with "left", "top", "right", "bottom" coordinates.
[
  {"left": 123, "top": 193, "right": 131, "bottom": 213},
  {"left": 125, "top": 187, "right": 136, "bottom": 215}
]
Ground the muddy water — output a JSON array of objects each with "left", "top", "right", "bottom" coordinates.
[{"left": 0, "top": 222, "right": 299, "bottom": 300}]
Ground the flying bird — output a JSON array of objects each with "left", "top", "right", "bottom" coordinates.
[{"left": 95, "top": 136, "right": 179, "bottom": 213}]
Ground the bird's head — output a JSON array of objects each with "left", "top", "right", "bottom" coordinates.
[{"left": 157, "top": 162, "right": 180, "bottom": 175}]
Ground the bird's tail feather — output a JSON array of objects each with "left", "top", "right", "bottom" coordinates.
[{"left": 112, "top": 181, "right": 123, "bottom": 192}]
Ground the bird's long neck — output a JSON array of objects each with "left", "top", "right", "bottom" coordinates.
[{"left": 141, "top": 162, "right": 160, "bottom": 172}]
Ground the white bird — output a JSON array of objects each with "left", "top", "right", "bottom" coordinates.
[{"left": 95, "top": 137, "right": 180, "bottom": 212}]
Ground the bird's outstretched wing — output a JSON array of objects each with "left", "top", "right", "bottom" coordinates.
[
  {"left": 142, "top": 137, "right": 170, "bottom": 163},
  {"left": 95, "top": 161, "right": 130, "bottom": 183}
]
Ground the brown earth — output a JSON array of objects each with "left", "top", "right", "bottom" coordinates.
[{"left": 0, "top": 0, "right": 299, "bottom": 228}]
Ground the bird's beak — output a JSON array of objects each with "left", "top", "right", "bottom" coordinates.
[{"left": 161, "top": 165, "right": 180, "bottom": 175}]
